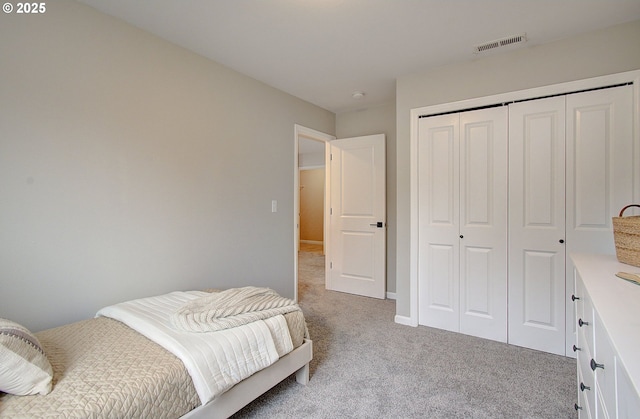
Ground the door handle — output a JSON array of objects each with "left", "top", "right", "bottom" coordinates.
[{"left": 369, "top": 222, "right": 384, "bottom": 228}]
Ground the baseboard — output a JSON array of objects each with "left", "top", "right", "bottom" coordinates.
[
  {"left": 386, "top": 292, "right": 396, "bottom": 300},
  {"left": 394, "top": 314, "right": 418, "bottom": 327}
]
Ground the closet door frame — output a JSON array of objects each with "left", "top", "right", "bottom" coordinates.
[{"left": 405, "top": 70, "right": 640, "bottom": 330}]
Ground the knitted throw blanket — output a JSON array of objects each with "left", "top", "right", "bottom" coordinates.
[{"left": 171, "top": 287, "right": 300, "bottom": 332}]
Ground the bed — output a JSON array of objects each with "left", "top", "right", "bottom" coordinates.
[{"left": 0, "top": 287, "right": 312, "bottom": 419}]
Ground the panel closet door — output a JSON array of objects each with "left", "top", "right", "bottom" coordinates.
[
  {"left": 508, "top": 96, "right": 566, "bottom": 355},
  {"left": 418, "top": 107, "right": 507, "bottom": 342},
  {"left": 417, "top": 82, "right": 635, "bottom": 354},
  {"left": 564, "top": 84, "right": 635, "bottom": 354},
  {"left": 458, "top": 108, "right": 508, "bottom": 342},
  {"left": 418, "top": 113, "right": 460, "bottom": 332},
  {"left": 508, "top": 84, "right": 634, "bottom": 356}
]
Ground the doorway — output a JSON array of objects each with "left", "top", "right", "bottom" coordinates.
[
  {"left": 299, "top": 167, "right": 325, "bottom": 250},
  {"left": 294, "top": 125, "right": 334, "bottom": 301},
  {"left": 294, "top": 127, "right": 387, "bottom": 301}
]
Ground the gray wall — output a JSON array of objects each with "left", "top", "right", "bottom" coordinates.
[
  {"left": 395, "top": 20, "right": 640, "bottom": 318},
  {"left": 336, "top": 102, "right": 397, "bottom": 294},
  {"left": 0, "top": 0, "right": 335, "bottom": 331}
]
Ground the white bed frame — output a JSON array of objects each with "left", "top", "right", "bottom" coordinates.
[{"left": 180, "top": 339, "right": 313, "bottom": 419}]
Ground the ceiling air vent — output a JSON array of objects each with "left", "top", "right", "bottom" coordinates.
[{"left": 474, "top": 33, "right": 527, "bottom": 53}]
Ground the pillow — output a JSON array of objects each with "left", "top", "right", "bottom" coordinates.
[{"left": 0, "top": 318, "right": 53, "bottom": 395}]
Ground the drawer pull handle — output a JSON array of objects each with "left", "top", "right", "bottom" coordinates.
[
  {"left": 590, "top": 359, "right": 604, "bottom": 371},
  {"left": 574, "top": 403, "right": 582, "bottom": 411},
  {"left": 571, "top": 294, "right": 580, "bottom": 301},
  {"left": 580, "top": 382, "right": 591, "bottom": 392},
  {"left": 572, "top": 345, "right": 581, "bottom": 352},
  {"left": 578, "top": 318, "right": 589, "bottom": 327}
]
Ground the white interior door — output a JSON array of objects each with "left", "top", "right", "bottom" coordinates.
[
  {"left": 508, "top": 96, "right": 567, "bottom": 355},
  {"left": 328, "top": 134, "right": 386, "bottom": 299}
]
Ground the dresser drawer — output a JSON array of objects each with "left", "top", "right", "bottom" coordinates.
[
  {"left": 573, "top": 271, "right": 585, "bottom": 319},
  {"left": 574, "top": 274, "right": 595, "bottom": 353},
  {"left": 593, "top": 310, "right": 616, "bottom": 414},
  {"left": 577, "top": 350, "right": 596, "bottom": 417},
  {"left": 577, "top": 366, "right": 593, "bottom": 418}
]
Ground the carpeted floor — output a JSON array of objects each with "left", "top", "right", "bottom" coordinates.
[{"left": 233, "top": 250, "right": 577, "bottom": 418}]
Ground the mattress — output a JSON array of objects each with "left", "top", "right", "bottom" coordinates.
[{"left": 0, "top": 311, "right": 306, "bottom": 418}]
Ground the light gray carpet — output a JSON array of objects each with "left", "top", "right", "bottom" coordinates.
[{"left": 233, "top": 251, "right": 577, "bottom": 418}]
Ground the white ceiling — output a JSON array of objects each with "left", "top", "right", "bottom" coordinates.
[{"left": 76, "top": 0, "right": 640, "bottom": 114}]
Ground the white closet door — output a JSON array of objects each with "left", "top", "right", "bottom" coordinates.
[
  {"left": 418, "top": 107, "right": 507, "bottom": 342},
  {"left": 566, "top": 85, "right": 634, "bottom": 253},
  {"left": 459, "top": 108, "right": 508, "bottom": 342},
  {"left": 565, "top": 84, "right": 635, "bottom": 354},
  {"left": 418, "top": 113, "right": 460, "bottom": 332},
  {"left": 508, "top": 96, "right": 566, "bottom": 355}
]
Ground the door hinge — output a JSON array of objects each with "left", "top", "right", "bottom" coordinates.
[
  {"left": 330, "top": 262, "right": 333, "bottom": 269},
  {"left": 330, "top": 208, "right": 333, "bottom": 215},
  {"left": 330, "top": 153, "right": 333, "bottom": 161}
]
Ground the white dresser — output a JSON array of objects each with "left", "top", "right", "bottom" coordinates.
[{"left": 571, "top": 253, "right": 640, "bottom": 418}]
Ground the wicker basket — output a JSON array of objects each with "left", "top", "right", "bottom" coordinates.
[{"left": 613, "top": 204, "right": 640, "bottom": 267}]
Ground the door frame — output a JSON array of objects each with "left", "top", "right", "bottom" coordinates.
[
  {"left": 294, "top": 124, "right": 335, "bottom": 302},
  {"left": 405, "top": 70, "right": 640, "bottom": 327}
]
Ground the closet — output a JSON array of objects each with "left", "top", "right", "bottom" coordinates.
[{"left": 417, "top": 83, "right": 635, "bottom": 355}]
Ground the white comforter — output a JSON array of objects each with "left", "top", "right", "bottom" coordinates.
[{"left": 96, "top": 291, "right": 293, "bottom": 405}]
